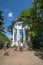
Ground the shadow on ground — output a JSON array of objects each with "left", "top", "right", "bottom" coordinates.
[{"left": 34, "top": 50, "right": 43, "bottom": 60}]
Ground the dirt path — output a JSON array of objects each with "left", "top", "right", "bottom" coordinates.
[{"left": 0, "top": 48, "right": 43, "bottom": 65}]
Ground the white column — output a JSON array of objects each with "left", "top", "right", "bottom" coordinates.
[
  {"left": 12, "top": 27, "right": 15, "bottom": 46},
  {"left": 19, "top": 29, "right": 20, "bottom": 41},
  {"left": 17, "top": 29, "right": 20, "bottom": 41},
  {"left": 23, "top": 29, "right": 26, "bottom": 41}
]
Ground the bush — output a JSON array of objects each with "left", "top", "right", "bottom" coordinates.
[{"left": 0, "top": 34, "right": 11, "bottom": 49}]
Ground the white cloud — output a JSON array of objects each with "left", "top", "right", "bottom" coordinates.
[{"left": 8, "top": 12, "right": 13, "bottom": 17}]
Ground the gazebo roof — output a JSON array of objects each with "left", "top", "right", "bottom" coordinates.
[
  {"left": 12, "top": 20, "right": 23, "bottom": 28},
  {"left": 12, "top": 19, "right": 23, "bottom": 25}
]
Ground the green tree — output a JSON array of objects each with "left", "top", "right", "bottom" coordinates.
[
  {"left": 0, "top": 34, "right": 11, "bottom": 49},
  {"left": 7, "top": 20, "right": 15, "bottom": 34},
  {"left": 0, "top": 11, "right": 11, "bottom": 49},
  {"left": 17, "top": 0, "right": 43, "bottom": 49},
  {"left": 0, "top": 11, "right": 5, "bottom": 34}
]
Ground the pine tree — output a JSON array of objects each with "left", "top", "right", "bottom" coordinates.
[{"left": 0, "top": 11, "right": 4, "bottom": 34}]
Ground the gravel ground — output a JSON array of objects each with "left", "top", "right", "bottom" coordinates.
[{"left": 0, "top": 48, "right": 43, "bottom": 65}]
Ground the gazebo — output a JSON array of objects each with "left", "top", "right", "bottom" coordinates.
[{"left": 11, "top": 20, "right": 30, "bottom": 46}]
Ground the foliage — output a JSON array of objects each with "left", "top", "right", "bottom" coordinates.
[
  {"left": 0, "top": 11, "right": 5, "bottom": 34},
  {"left": 17, "top": 0, "right": 43, "bottom": 49},
  {"left": 0, "top": 11, "right": 11, "bottom": 49},
  {"left": 0, "top": 34, "right": 11, "bottom": 49},
  {"left": 7, "top": 20, "right": 14, "bottom": 34}
]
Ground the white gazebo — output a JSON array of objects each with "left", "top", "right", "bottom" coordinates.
[{"left": 11, "top": 20, "right": 30, "bottom": 46}]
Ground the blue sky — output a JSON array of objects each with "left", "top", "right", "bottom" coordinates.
[{"left": 0, "top": 0, "right": 33, "bottom": 37}]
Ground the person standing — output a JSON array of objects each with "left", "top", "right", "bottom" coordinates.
[
  {"left": 19, "top": 42, "right": 23, "bottom": 51},
  {"left": 14, "top": 41, "right": 16, "bottom": 48},
  {"left": 14, "top": 41, "right": 18, "bottom": 51},
  {"left": 16, "top": 41, "right": 18, "bottom": 51}
]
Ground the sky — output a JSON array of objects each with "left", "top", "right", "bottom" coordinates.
[{"left": 0, "top": 0, "right": 33, "bottom": 38}]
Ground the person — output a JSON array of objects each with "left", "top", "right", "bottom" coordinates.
[
  {"left": 19, "top": 42, "right": 23, "bottom": 51},
  {"left": 3, "top": 41, "right": 9, "bottom": 56},
  {"left": 14, "top": 41, "right": 18, "bottom": 51},
  {"left": 14, "top": 42, "right": 16, "bottom": 51},
  {"left": 16, "top": 41, "right": 18, "bottom": 51}
]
